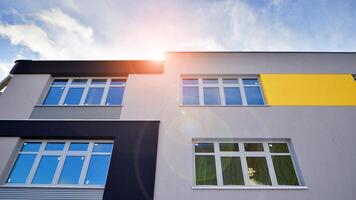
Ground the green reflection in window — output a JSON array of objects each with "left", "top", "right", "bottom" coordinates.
[
  {"left": 272, "top": 155, "right": 299, "bottom": 185},
  {"left": 221, "top": 157, "right": 244, "bottom": 185},
  {"left": 195, "top": 155, "right": 217, "bottom": 185},
  {"left": 246, "top": 157, "right": 271, "bottom": 185}
]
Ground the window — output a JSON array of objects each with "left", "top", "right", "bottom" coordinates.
[
  {"left": 182, "top": 77, "right": 264, "bottom": 106},
  {"left": 43, "top": 78, "right": 126, "bottom": 106},
  {"left": 193, "top": 140, "right": 301, "bottom": 188},
  {"left": 6, "top": 140, "right": 113, "bottom": 186}
]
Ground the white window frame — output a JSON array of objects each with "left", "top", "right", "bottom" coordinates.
[
  {"left": 192, "top": 139, "right": 305, "bottom": 189},
  {"left": 6, "top": 140, "right": 113, "bottom": 188},
  {"left": 43, "top": 77, "right": 126, "bottom": 106},
  {"left": 181, "top": 77, "right": 266, "bottom": 106}
]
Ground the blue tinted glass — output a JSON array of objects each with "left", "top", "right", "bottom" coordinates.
[
  {"left": 203, "top": 87, "right": 221, "bottom": 105},
  {"left": 203, "top": 79, "right": 218, "bottom": 84},
  {"left": 43, "top": 87, "right": 64, "bottom": 105},
  {"left": 223, "top": 79, "right": 238, "bottom": 84},
  {"left": 91, "top": 79, "right": 106, "bottom": 84},
  {"left": 111, "top": 79, "right": 126, "bottom": 85},
  {"left": 85, "top": 155, "right": 111, "bottom": 185},
  {"left": 183, "top": 87, "right": 199, "bottom": 105},
  {"left": 243, "top": 79, "right": 259, "bottom": 85},
  {"left": 72, "top": 79, "right": 87, "bottom": 84},
  {"left": 58, "top": 156, "right": 85, "bottom": 184},
  {"left": 85, "top": 88, "right": 104, "bottom": 105},
  {"left": 183, "top": 79, "right": 198, "bottom": 85},
  {"left": 45, "top": 142, "right": 65, "bottom": 151},
  {"left": 21, "top": 142, "right": 41, "bottom": 152},
  {"left": 69, "top": 143, "right": 89, "bottom": 151},
  {"left": 93, "top": 143, "right": 113, "bottom": 152},
  {"left": 32, "top": 156, "right": 59, "bottom": 184},
  {"left": 52, "top": 79, "right": 68, "bottom": 85},
  {"left": 64, "top": 88, "right": 84, "bottom": 105},
  {"left": 244, "top": 86, "right": 264, "bottom": 105},
  {"left": 224, "top": 87, "right": 242, "bottom": 105},
  {"left": 7, "top": 154, "right": 36, "bottom": 184},
  {"left": 106, "top": 87, "right": 124, "bottom": 105}
]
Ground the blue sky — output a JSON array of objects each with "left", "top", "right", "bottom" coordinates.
[{"left": 1, "top": 0, "right": 356, "bottom": 79}]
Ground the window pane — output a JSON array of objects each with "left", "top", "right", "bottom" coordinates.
[
  {"left": 195, "top": 143, "right": 214, "bottom": 153},
  {"left": 221, "top": 157, "right": 244, "bottom": 185},
  {"left": 219, "top": 143, "right": 239, "bottom": 151},
  {"left": 45, "top": 142, "right": 65, "bottom": 151},
  {"left": 69, "top": 143, "right": 89, "bottom": 151},
  {"left": 111, "top": 79, "right": 126, "bottom": 85},
  {"left": 7, "top": 154, "right": 36, "bottom": 184},
  {"left": 244, "top": 86, "right": 264, "bottom": 105},
  {"left": 52, "top": 79, "right": 68, "bottom": 86},
  {"left": 203, "top": 79, "right": 218, "bottom": 84},
  {"left": 203, "top": 87, "right": 221, "bottom": 105},
  {"left": 43, "top": 87, "right": 64, "bottom": 105},
  {"left": 58, "top": 156, "right": 85, "bottom": 184},
  {"left": 91, "top": 79, "right": 107, "bottom": 84},
  {"left": 85, "top": 88, "right": 104, "bottom": 105},
  {"left": 224, "top": 87, "right": 242, "bottom": 105},
  {"left": 246, "top": 157, "right": 271, "bottom": 185},
  {"left": 32, "top": 156, "right": 60, "bottom": 184},
  {"left": 85, "top": 155, "right": 111, "bottom": 185},
  {"left": 183, "top": 87, "right": 199, "bottom": 105},
  {"left": 93, "top": 143, "right": 113, "bottom": 152},
  {"left": 269, "top": 143, "right": 289, "bottom": 153},
  {"left": 223, "top": 79, "right": 238, "bottom": 84},
  {"left": 182, "top": 79, "right": 198, "bottom": 85},
  {"left": 21, "top": 142, "right": 41, "bottom": 152},
  {"left": 272, "top": 156, "right": 299, "bottom": 185},
  {"left": 195, "top": 155, "right": 217, "bottom": 185},
  {"left": 106, "top": 87, "right": 124, "bottom": 105},
  {"left": 72, "top": 79, "right": 87, "bottom": 84},
  {"left": 64, "top": 88, "right": 84, "bottom": 105},
  {"left": 244, "top": 143, "right": 264, "bottom": 151},
  {"left": 243, "top": 78, "right": 259, "bottom": 85}
]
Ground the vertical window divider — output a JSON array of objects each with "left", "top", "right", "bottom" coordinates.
[
  {"left": 214, "top": 143, "right": 223, "bottom": 186},
  {"left": 58, "top": 80, "right": 71, "bottom": 105},
  {"left": 239, "top": 141, "right": 250, "bottom": 186},
  {"left": 25, "top": 142, "right": 46, "bottom": 184},
  {"left": 239, "top": 78, "right": 248, "bottom": 105},
  {"left": 263, "top": 142, "right": 278, "bottom": 186},
  {"left": 79, "top": 79, "right": 90, "bottom": 105},
  {"left": 52, "top": 142, "right": 70, "bottom": 185},
  {"left": 218, "top": 78, "right": 226, "bottom": 106},
  {"left": 286, "top": 142, "right": 303, "bottom": 186},
  {"left": 198, "top": 78, "right": 204, "bottom": 105},
  {"left": 79, "top": 142, "right": 94, "bottom": 185},
  {"left": 101, "top": 78, "right": 111, "bottom": 105}
]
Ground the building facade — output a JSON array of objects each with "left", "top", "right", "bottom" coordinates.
[{"left": 0, "top": 52, "right": 355, "bottom": 200}]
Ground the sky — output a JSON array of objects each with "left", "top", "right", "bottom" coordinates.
[{"left": 1, "top": 0, "right": 356, "bottom": 79}]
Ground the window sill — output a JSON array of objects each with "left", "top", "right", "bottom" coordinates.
[
  {"left": 0, "top": 184, "right": 104, "bottom": 189},
  {"left": 192, "top": 186, "right": 308, "bottom": 190},
  {"left": 35, "top": 105, "right": 123, "bottom": 107},
  {"left": 180, "top": 105, "right": 270, "bottom": 107}
]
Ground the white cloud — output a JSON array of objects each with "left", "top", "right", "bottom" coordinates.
[
  {"left": 0, "top": 61, "right": 12, "bottom": 80},
  {"left": 0, "top": 24, "right": 56, "bottom": 58},
  {"left": 0, "top": 1, "right": 298, "bottom": 62},
  {"left": 38, "top": 8, "right": 93, "bottom": 43}
]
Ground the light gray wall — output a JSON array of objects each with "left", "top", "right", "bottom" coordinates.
[
  {"left": 0, "top": 137, "right": 20, "bottom": 184},
  {"left": 119, "top": 52, "right": 356, "bottom": 200},
  {"left": 0, "top": 75, "right": 51, "bottom": 119},
  {"left": 30, "top": 106, "right": 122, "bottom": 119},
  {"left": 166, "top": 52, "right": 356, "bottom": 74}
]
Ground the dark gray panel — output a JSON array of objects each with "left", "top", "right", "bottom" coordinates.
[{"left": 30, "top": 106, "right": 122, "bottom": 119}]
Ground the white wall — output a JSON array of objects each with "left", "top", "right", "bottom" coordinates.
[
  {"left": 0, "top": 75, "right": 51, "bottom": 119},
  {"left": 120, "top": 52, "right": 356, "bottom": 200}
]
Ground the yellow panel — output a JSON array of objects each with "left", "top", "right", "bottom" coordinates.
[{"left": 260, "top": 74, "right": 356, "bottom": 106}]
